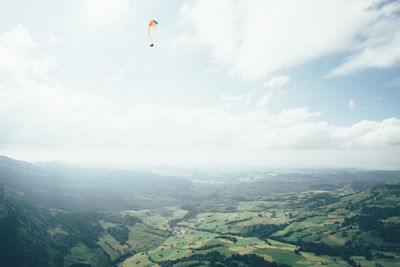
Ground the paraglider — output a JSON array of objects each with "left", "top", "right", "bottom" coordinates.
[{"left": 148, "top": 19, "right": 158, "bottom": 47}]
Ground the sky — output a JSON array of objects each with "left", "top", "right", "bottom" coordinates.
[{"left": 0, "top": 0, "right": 400, "bottom": 169}]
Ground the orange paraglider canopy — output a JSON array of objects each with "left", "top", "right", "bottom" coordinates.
[{"left": 148, "top": 20, "right": 158, "bottom": 38}]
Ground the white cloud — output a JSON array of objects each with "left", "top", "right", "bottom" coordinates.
[
  {"left": 179, "top": 0, "right": 400, "bottom": 80},
  {"left": 221, "top": 92, "right": 252, "bottom": 105},
  {"left": 256, "top": 92, "right": 274, "bottom": 108},
  {"left": 264, "top": 76, "right": 290, "bottom": 88},
  {"left": 0, "top": 25, "right": 56, "bottom": 82},
  {"left": 1, "top": 24, "right": 38, "bottom": 51},
  {"left": 1, "top": 69, "right": 399, "bottom": 166},
  {"left": 256, "top": 76, "right": 289, "bottom": 108},
  {"left": 348, "top": 99, "right": 355, "bottom": 111},
  {"left": 332, "top": 118, "right": 400, "bottom": 148},
  {"left": 81, "top": 0, "right": 133, "bottom": 27},
  {"left": 273, "top": 107, "right": 322, "bottom": 126},
  {"left": 328, "top": 1, "right": 400, "bottom": 77},
  {"left": 48, "top": 35, "right": 64, "bottom": 45},
  {"left": 2, "top": 79, "right": 399, "bottom": 152}
]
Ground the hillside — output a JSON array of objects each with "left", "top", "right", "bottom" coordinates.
[
  {"left": 0, "top": 188, "right": 106, "bottom": 266},
  {"left": 0, "top": 156, "right": 193, "bottom": 211},
  {"left": 1, "top": 182, "right": 399, "bottom": 266},
  {"left": 1, "top": 156, "right": 400, "bottom": 266}
]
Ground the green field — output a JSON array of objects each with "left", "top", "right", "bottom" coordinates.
[
  {"left": 113, "top": 184, "right": 400, "bottom": 266},
  {"left": 13, "top": 173, "right": 398, "bottom": 267},
  {"left": 3, "top": 157, "right": 400, "bottom": 267}
]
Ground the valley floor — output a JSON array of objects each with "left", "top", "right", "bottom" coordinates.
[{"left": 64, "top": 184, "right": 400, "bottom": 267}]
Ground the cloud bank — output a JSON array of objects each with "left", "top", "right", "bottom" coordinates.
[
  {"left": 180, "top": 0, "right": 400, "bottom": 80},
  {"left": 1, "top": 24, "right": 399, "bottom": 167}
]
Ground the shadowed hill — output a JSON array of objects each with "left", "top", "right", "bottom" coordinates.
[{"left": 0, "top": 156, "right": 193, "bottom": 211}]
